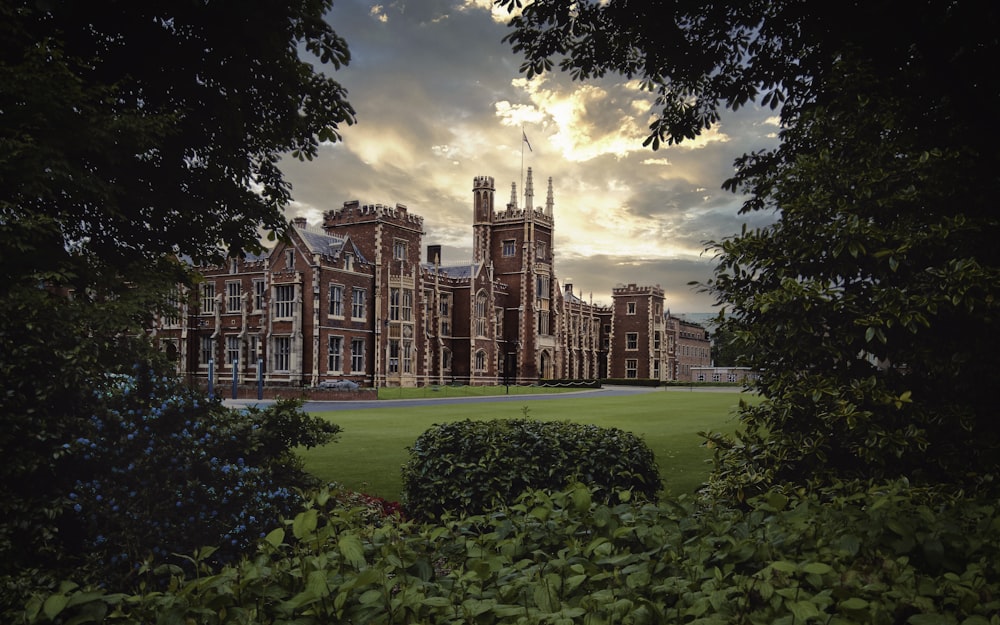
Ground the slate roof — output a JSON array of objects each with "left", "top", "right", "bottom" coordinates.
[
  {"left": 295, "top": 225, "right": 370, "bottom": 265},
  {"left": 422, "top": 262, "right": 480, "bottom": 280}
]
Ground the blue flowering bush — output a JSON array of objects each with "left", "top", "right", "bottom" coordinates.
[{"left": 61, "top": 368, "right": 341, "bottom": 585}]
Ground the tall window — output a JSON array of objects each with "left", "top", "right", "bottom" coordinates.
[
  {"left": 393, "top": 239, "right": 407, "bottom": 260},
  {"left": 226, "top": 281, "right": 242, "bottom": 313},
  {"left": 200, "top": 336, "right": 214, "bottom": 366},
  {"left": 253, "top": 279, "right": 265, "bottom": 311},
  {"left": 402, "top": 289, "right": 413, "bottom": 321},
  {"left": 201, "top": 283, "right": 215, "bottom": 314},
  {"left": 274, "top": 336, "right": 291, "bottom": 371},
  {"left": 389, "top": 288, "right": 400, "bottom": 321},
  {"left": 162, "top": 291, "right": 180, "bottom": 327},
  {"left": 329, "top": 284, "right": 343, "bottom": 317},
  {"left": 626, "top": 332, "right": 638, "bottom": 350},
  {"left": 536, "top": 241, "right": 546, "bottom": 259},
  {"left": 402, "top": 340, "right": 412, "bottom": 374},
  {"left": 626, "top": 359, "right": 638, "bottom": 379},
  {"left": 475, "top": 350, "right": 486, "bottom": 372},
  {"left": 653, "top": 331, "right": 661, "bottom": 350},
  {"left": 535, "top": 275, "right": 549, "bottom": 300},
  {"left": 442, "top": 349, "right": 452, "bottom": 370},
  {"left": 248, "top": 336, "right": 260, "bottom": 366},
  {"left": 475, "top": 291, "right": 487, "bottom": 336},
  {"left": 351, "top": 288, "right": 366, "bottom": 319},
  {"left": 653, "top": 360, "right": 661, "bottom": 379},
  {"left": 538, "top": 311, "right": 550, "bottom": 335},
  {"left": 627, "top": 302, "right": 636, "bottom": 315},
  {"left": 274, "top": 284, "right": 295, "bottom": 318},
  {"left": 351, "top": 338, "right": 365, "bottom": 371},
  {"left": 226, "top": 335, "right": 240, "bottom": 366},
  {"left": 388, "top": 339, "right": 400, "bottom": 373},
  {"left": 284, "top": 249, "right": 294, "bottom": 270},
  {"left": 328, "top": 336, "right": 343, "bottom": 371},
  {"left": 502, "top": 240, "right": 516, "bottom": 256}
]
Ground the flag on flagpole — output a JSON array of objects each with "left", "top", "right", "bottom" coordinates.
[{"left": 522, "top": 129, "right": 532, "bottom": 152}]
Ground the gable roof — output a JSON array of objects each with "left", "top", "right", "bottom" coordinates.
[{"left": 293, "top": 225, "right": 370, "bottom": 265}]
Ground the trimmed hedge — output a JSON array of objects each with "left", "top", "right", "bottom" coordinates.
[{"left": 400, "top": 418, "right": 661, "bottom": 520}]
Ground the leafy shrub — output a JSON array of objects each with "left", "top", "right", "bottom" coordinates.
[
  {"left": 57, "top": 369, "right": 341, "bottom": 586},
  {"left": 400, "top": 418, "right": 661, "bottom": 520},
  {"left": 25, "top": 481, "right": 1000, "bottom": 625}
]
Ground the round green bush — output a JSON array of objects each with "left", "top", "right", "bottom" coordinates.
[{"left": 401, "top": 418, "right": 661, "bottom": 520}]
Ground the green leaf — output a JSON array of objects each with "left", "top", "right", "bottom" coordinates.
[
  {"left": 338, "top": 534, "right": 366, "bottom": 569},
  {"left": 787, "top": 600, "right": 821, "bottom": 622},
  {"left": 801, "top": 562, "right": 833, "bottom": 575},
  {"left": 839, "top": 598, "right": 868, "bottom": 610},
  {"left": 769, "top": 560, "right": 799, "bottom": 573},
  {"left": 264, "top": 528, "right": 285, "bottom": 548},
  {"left": 43, "top": 594, "right": 69, "bottom": 621},
  {"left": 292, "top": 509, "right": 318, "bottom": 540}
]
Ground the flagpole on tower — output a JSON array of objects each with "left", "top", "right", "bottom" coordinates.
[{"left": 521, "top": 128, "right": 532, "bottom": 208}]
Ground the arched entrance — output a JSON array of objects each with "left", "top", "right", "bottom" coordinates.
[{"left": 539, "top": 350, "right": 553, "bottom": 380}]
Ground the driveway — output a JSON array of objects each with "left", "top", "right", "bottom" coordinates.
[{"left": 222, "top": 384, "right": 743, "bottom": 412}]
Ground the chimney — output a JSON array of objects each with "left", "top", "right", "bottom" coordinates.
[
  {"left": 292, "top": 216, "right": 307, "bottom": 229},
  {"left": 427, "top": 244, "right": 442, "bottom": 264}
]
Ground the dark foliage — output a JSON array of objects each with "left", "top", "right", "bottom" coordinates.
[{"left": 499, "top": 0, "right": 1000, "bottom": 495}]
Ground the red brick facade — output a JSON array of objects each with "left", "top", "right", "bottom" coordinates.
[{"left": 151, "top": 170, "right": 708, "bottom": 387}]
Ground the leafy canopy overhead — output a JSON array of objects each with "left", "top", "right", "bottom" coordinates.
[
  {"left": 499, "top": 0, "right": 1000, "bottom": 493},
  {"left": 1, "top": 0, "right": 355, "bottom": 276}
]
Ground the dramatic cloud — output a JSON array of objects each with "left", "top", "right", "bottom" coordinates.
[{"left": 280, "top": 0, "right": 780, "bottom": 312}]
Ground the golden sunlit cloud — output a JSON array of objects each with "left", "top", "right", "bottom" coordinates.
[
  {"left": 370, "top": 4, "right": 388, "bottom": 22},
  {"left": 497, "top": 77, "right": 651, "bottom": 162},
  {"left": 460, "top": 0, "right": 522, "bottom": 22}
]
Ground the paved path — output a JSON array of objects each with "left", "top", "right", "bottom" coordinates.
[{"left": 222, "top": 384, "right": 743, "bottom": 412}]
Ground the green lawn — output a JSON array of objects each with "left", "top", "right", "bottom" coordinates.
[{"left": 299, "top": 389, "right": 756, "bottom": 502}]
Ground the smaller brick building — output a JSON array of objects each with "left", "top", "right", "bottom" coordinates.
[{"left": 666, "top": 314, "right": 712, "bottom": 382}]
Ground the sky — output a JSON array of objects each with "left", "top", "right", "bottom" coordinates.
[{"left": 279, "top": 0, "right": 781, "bottom": 312}]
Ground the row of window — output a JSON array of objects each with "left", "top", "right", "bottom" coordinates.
[
  {"left": 200, "top": 280, "right": 268, "bottom": 315},
  {"left": 199, "top": 335, "right": 367, "bottom": 373},
  {"left": 329, "top": 285, "right": 367, "bottom": 319},
  {"left": 501, "top": 240, "right": 547, "bottom": 260},
  {"left": 678, "top": 344, "right": 709, "bottom": 358},
  {"left": 199, "top": 281, "right": 371, "bottom": 322},
  {"left": 326, "top": 336, "right": 367, "bottom": 373},
  {"left": 696, "top": 372, "right": 740, "bottom": 383}
]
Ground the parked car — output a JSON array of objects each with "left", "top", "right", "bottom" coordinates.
[{"left": 318, "top": 379, "right": 359, "bottom": 391}]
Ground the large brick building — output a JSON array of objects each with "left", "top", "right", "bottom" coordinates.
[{"left": 151, "top": 170, "right": 709, "bottom": 386}]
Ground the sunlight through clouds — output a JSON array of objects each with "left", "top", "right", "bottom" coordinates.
[
  {"left": 275, "top": 0, "right": 781, "bottom": 311},
  {"left": 497, "top": 77, "right": 652, "bottom": 162}
]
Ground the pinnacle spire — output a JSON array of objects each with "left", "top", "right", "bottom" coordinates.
[
  {"left": 525, "top": 167, "right": 534, "bottom": 211},
  {"left": 546, "top": 176, "right": 554, "bottom": 216}
]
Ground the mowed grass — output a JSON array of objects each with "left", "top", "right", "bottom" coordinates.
[{"left": 299, "top": 390, "right": 757, "bottom": 503}]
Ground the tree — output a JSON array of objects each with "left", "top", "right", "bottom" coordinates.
[
  {"left": 498, "top": 0, "right": 1000, "bottom": 495},
  {"left": 0, "top": 0, "right": 355, "bottom": 590}
]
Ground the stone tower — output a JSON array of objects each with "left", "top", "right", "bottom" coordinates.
[{"left": 472, "top": 175, "right": 495, "bottom": 263}]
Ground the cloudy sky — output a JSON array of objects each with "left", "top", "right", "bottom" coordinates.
[{"left": 280, "top": 0, "right": 781, "bottom": 312}]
